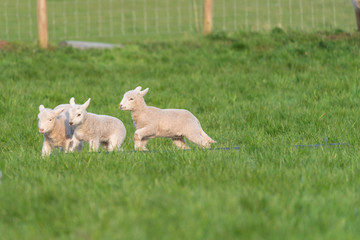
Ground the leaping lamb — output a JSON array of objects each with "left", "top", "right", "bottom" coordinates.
[
  {"left": 119, "top": 86, "right": 216, "bottom": 151},
  {"left": 68, "top": 98, "right": 126, "bottom": 152}
]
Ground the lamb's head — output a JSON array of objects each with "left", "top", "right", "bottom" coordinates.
[
  {"left": 119, "top": 86, "right": 149, "bottom": 111},
  {"left": 38, "top": 105, "right": 64, "bottom": 134},
  {"left": 68, "top": 97, "right": 91, "bottom": 126}
]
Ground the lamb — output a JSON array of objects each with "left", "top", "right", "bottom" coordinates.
[
  {"left": 38, "top": 104, "right": 74, "bottom": 156},
  {"left": 55, "top": 101, "right": 84, "bottom": 152},
  {"left": 119, "top": 86, "right": 216, "bottom": 151},
  {"left": 68, "top": 98, "right": 126, "bottom": 152}
]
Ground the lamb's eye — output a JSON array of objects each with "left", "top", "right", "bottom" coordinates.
[
  {"left": 49, "top": 119, "right": 52, "bottom": 122},
  {"left": 77, "top": 114, "right": 81, "bottom": 117},
  {"left": 129, "top": 98, "right": 134, "bottom": 101}
]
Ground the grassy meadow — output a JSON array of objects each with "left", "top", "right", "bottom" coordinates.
[{"left": 1, "top": 30, "right": 360, "bottom": 239}]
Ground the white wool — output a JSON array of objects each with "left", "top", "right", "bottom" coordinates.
[
  {"left": 55, "top": 101, "right": 84, "bottom": 152},
  {"left": 119, "top": 86, "right": 216, "bottom": 151},
  {"left": 38, "top": 104, "right": 80, "bottom": 157},
  {"left": 68, "top": 98, "right": 126, "bottom": 152}
]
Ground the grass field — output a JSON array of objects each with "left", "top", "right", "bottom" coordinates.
[{"left": 1, "top": 30, "right": 360, "bottom": 239}]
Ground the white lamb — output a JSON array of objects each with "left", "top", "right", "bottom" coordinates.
[
  {"left": 55, "top": 101, "right": 84, "bottom": 152},
  {"left": 68, "top": 98, "right": 126, "bottom": 152},
  {"left": 38, "top": 104, "right": 76, "bottom": 156},
  {"left": 119, "top": 86, "right": 216, "bottom": 151}
]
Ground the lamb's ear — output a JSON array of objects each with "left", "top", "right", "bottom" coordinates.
[
  {"left": 53, "top": 107, "right": 64, "bottom": 117},
  {"left": 140, "top": 88, "right": 149, "bottom": 97},
  {"left": 81, "top": 98, "right": 91, "bottom": 110},
  {"left": 39, "top": 105, "right": 45, "bottom": 112},
  {"left": 134, "top": 86, "right": 142, "bottom": 92},
  {"left": 69, "top": 97, "right": 75, "bottom": 105}
]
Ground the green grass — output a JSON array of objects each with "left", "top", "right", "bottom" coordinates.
[{"left": 1, "top": 30, "right": 360, "bottom": 239}]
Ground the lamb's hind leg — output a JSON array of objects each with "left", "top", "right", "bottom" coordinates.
[
  {"left": 106, "top": 135, "right": 122, "bottom": 152},
  {"left": 172, "top": 137, "right": 190, "bottom": 150},
  {"left": 89, "top": 139, "right": 100, "bottom": 152}
]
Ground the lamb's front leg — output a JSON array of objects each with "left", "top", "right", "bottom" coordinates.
[
  {"left": 134, "top": 128, "right": 153, "bottom": 151},
  {"left": 41, "top": 140, "right": 52, "bottom": 157},
  {"left": 140, "top": 139, "right": 149, "bottom": 151},
  {"left": 69, "top": 136, "right": 83, "bottom": 152}
]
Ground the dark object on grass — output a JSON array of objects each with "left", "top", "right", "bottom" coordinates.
[
  {"left": 59, "top": 41, "right": 123, "bottom": 50},
  {"left": 294, "top": 142, "right": 350, "bottom": 148},
  {"left": 132, "top": 146, "right": 241, "bottom": 153},
  {"left": 87, "top": 146, "right": 241, "bottom": 154}
]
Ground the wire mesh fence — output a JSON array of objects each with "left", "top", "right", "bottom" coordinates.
[{"left": 0, "top": 0, "right": 356, "bottom": 43}]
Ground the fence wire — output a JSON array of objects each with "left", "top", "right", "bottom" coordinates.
[{"left": 0, "top": 0, "right": 356, "bottom": 43}]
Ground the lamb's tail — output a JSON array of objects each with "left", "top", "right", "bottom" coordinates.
[{"left": 200, "top": 129, "right": 216, "bottom": 144}]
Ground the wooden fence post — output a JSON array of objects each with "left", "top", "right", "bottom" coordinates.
[
  {"left": 203, "top": 0, "right": 212, "bottom": 35},
  {"left": 37, "top": 0, "right": 48, "bottom": 49},
  {"left": 351, "top": 0, "right": 360, "bottom": 31},
  {"left": 355, "top": 10, "right": 360, "bottom": 31}
]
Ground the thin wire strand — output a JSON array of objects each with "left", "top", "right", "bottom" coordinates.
[
  {"left": 51, "top": 2, "right": 56, "bottom": 40},
  {"left": 278, "top": 0, "right": 282, "bottom": 28},
  {"left": 322, "top": 0, "right": 326, "bottom": 27},
  {"left": 189, "top": 1, "right": 192, "bottom": 32},
  {"left": 133, "top": 0, "right": 137, "bottom": 34},
  {"left": 98, "top": 0, "right": 102, "bottom": 37},
  {"left": 267, "top": 0, "right": 271, "bottom": 29},
  {"left": 300, "top": 0, "right": 304, "bottom": 29},
  {"left": 332, "top": 0, "right": 337, "bottom": 27},
  {"left": 155, "top": 0, "right": 159, "bottom": 33},
  {"left": 27, "top": 0, "right": 33, "bottom": 39},
  {"left": 16, "top": 0, "right": 21, "bottom": 40},
  {"left": 121, "top": 0, "right": 125, "bottom": 34},
  {"left": 289, "top": 0, "right": 292, "bottom": 28},
  {"left": 233, "top": 0, "right": 237, "bottom": 30},
  {"left": 166, "top": 0, "right": 170, "bottom": 33},
  {"left": 193, "top": 0, "right": 199, "bottom": 32},
  {"left": 110, "top": 0, "right": 114, "bottom": 37},
  {"left": 4, "top": 0, "right": 9, "bottom": 39},
  {"left": 143, "top": 0, "right": 147, "bottom": 33},
  {"left": 177, "top": 0, "right": 181, "bottom": 32},
  {"left": 86, "top": 0, "right": 90, "bottom": 37},
  {"left": 75, "top": 0, "right": 79, "bottom": 38},
  {"left": 245, "top": 0, "right": 248, "bottom": 30},
  {"left": 256, "top": 0, "right": 259, "bottom": 31},
  {"left": 223, "top": 0, "right": 226, "bottom": 31},
  {"left": 311, "top": 2, "right": 314, "bottom": 29},
  {"left": 63, "top": 1, "right": 67, "bottom": 37}
]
